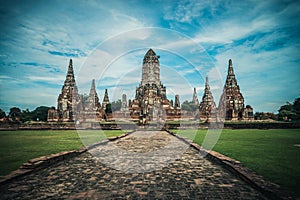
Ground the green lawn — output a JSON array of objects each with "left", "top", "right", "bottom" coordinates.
[
  {"left": 175, "top": 129, "right": 300, "bottom": 196},
  {"left": 0, "top": 130, "right": 125, "bottom": 176},
  {"left": 0, "top": 129, "right": 299, "bottom": 196}
]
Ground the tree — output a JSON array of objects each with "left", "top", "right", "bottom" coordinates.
[
  {"left": 181, "top": 100, "right": 198, "bottom": 112},
  {"left": 293, "top": 98, "right": 300, "bottom": 120},
  {"left": 31, "top": 106, "right": 50, "bottom": 121},
  {"left": 111, "top": 99, "right": 121, "bottom": 111},
  {"left": 0, "top": 108, "right": 6, "bottom": 119},
  {"left": 277, "top": 98, "right": 300, "bottom": 121},
  {"left": 254, "top": 112, "right": 277, "bottom": 120},
  {"left": 105, "top": 103, "right": 112, "bottom": 114},
  {"left": 20, "top": 109, "right": 33, "bottom": 122},
  {"left": 9, "top": 107, "right": 21, "bottom": 121}
]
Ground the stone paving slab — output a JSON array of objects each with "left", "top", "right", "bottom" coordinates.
[{"left": 0, "top": 130, "right": 268, "bottom": 199}]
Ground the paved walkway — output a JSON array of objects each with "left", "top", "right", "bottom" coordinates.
[{"left": 0, "top": 131, "right": 267, "bottom": 199}]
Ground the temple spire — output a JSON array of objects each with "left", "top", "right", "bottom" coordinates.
[
  {"left": 225, "top": 59, "right": 238, "bottom": 87},
  {"left": 90, "top": 79, "right": 96, "bottom": 94},
  {"left": 205, "top": 76, "right": 209, "bottom": 89},
  {"left": 86, "top": 79, "right": 100, "bottom": 110},
  {"left": 65, "top": 59, "right": 76, "bottom": 86},
  {"left": 55, "top": 59, "right": 80, "bottom": 122},
  {"left": 199, "top": 77, "right": 216, "bottom": 121},
  {"left": 102, "top": 89, "right": 110, "bottom": 110},
  {"left": 120, "top": 94, "right": 128, "bottom": 112},
  {"left": 192, "top": 87, "right": 199, "bottom": 106},
  {"left": 228, "top": 59, "right": 234, "bottom": 76},
  {"left": 202, "top": 77, "right": 214, "bottom": 101},
  {"left": 219, "top": 59, "right": 246, "bottom": 121},
  {"left": 141, "top": 48, "right": 160, "bottom": 85}
]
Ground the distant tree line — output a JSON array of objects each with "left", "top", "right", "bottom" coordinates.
[
  {"left": 0, "top": 106, "right": 50, "bottom": 123},
  {"left": 181, "top": 100, "right": 198, "bottom": 112},
  {"left": 277, "top": 97, "right": 300, "bottom": 121},
  {"left": 252, "top": 97, "right": 300, "bottom": 122},
  {"left": 0, "top": 97, "right": 299, "bottom": 123}
]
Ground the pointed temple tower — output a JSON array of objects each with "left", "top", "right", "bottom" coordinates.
[
  {"left": 129, "top": 49, "right": 181, "bottom": 124},
  {"left": 219, "top": 59, "right": 253, "bottom": 121},
  {"left": 120, "top": 94, "right": 128, "bottom": 112},
  {"left": 85, "top": 79, "right": 101, "bottom": 110},
  {"left": 48, "top": 56, "right": 254, "bottom": 124},
  {"left": 83, "top": 79, "right": 102, "bottom": 121},
  {"left": 192, "top": 88, "right": 199, "bottom": 106},
  {"left": 141, "top": 49, "right": 160, "bottom": 86},
  {"left": 102, "top": 89, "right": 110, "bottom": 111},
  {"left": 199, "top": 77, "right": 216, "bottom": 122},
  {"left": 48, "top": 59, "right": 82, "bottom": 122}
]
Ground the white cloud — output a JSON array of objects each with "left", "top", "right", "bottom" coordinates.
[
  {"left": 1, "top": 0, "right": 299, "bottom": 113},
  {"left": 27, "top": 75, "right": 65, "bottom": 84},
  {"left": 213, "top": 39, "right": 300, "bottom": 112}
]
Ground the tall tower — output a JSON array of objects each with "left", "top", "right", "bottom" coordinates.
[
  {"left": 56, "top": 59, "right": 81, "bottom": 122},
  {"left": 120, "top": 94, "right": 128, "bottom": 112},
  {"left": 86, "top": 79, "right": 101, "bottom": 110},
  {"left": 192, "top": 88, "right": 199, "bottom": 106},
  {"left": 199, "top": 77, "right": 216, "bottom": 121},
  {"left": 82, "top": 79, "right": 102, "bottom": 121},
  {"left": 129, "top": 49, "right": 181, "bottom": 124},
  {"left": 219, "top": 59, "right": 245, "bottom": 121},
  {"left": 102, "top": 89, "right": 110, "bottom": 110},
  {"left": 174, "top": 95, "right": 180, "bottom": 109},
  {"left": 141, "top": 48, "right": 160, "bottom": 85}
]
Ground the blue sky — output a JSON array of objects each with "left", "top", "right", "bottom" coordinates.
[{"left": 0, "top": 0, "right": 299, "bottom": 113}]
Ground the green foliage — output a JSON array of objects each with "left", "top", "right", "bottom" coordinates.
[
  {"left": 111, "top": 99, "right": 121, "bottom": 111},
  {"left": 31, "top": 106, "right": 50, "bottom": 121},
  {"left": 278, "top": 98, "right": 300, "bottom": 121},
  {"left": 105, "top": 103, "right": 112, "bottom": 113},
  {"left": 19, "top": 109, "right": 32, "bottom": 122},
  {"left": 175, "top": 129, "right": 300, "bottom": 196},
  {"left": 8, "top": 106, "right": 50, "bottom": 122},
  {"left": 294, "top": 98, "right": 300, "bottom": 110},
  {"left": 293, "top": 98, "right": 300, "bottom": 119},
  {"left": 254, "top": 112, "right": 277, "bottom": 120},
  {"left": 0, "top": 108, "right": 6, "bottom": 118},
  {"left": 9, "top": 107, "right": 21, "bottom": 121},
  {"left": 181, "top": 100, "right": 198, "bottom": 112}
]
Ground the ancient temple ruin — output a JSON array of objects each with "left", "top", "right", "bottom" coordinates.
[
  {"left": 218, "top": 59, "right": 254, "bottom": 121},
  {"left": 192, "top": 88, "right": 199, "bottom": 106},
  {"left": 47, "top": 59, "right": 81, "bottom": 122},
  {"left": 129, "top": 49, "right": 181, "bottom": 124},
  {"left": 120, "top": 94, "right": 128, "bottom": 112},
  {"left": 48, "top": 53, "right": 254, "bottom": 124},
  {"left": 83, "top": 79, "right": 102, "bottom": 122},
  {"left": 199, "top": 77, "right": 217, "bottom": 122},
  {"left": 48, "top": 60, "right": 104, "bottom": 122}
]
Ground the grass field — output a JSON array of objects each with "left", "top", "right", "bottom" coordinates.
[
  {"left": 175, "top": 129, "right": 300, "bottom": 196},
  {"left": 0, "top": 129, "right": 299, "bottom": 196},
  {"left": 0, "top": 130, "right": 124, "bottom": 176}
]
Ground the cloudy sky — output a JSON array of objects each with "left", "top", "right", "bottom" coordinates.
[{"left": 0, "top": 0, "right": 299, "bottom": 113}]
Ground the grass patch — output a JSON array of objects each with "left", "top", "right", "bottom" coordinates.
[
  {"left": 1, "top": 129, "right": 299, "bottom": 196},
  {"left": 0, "top": 130, "right": 125, "bottom": 176},
  {"left": 174, "top": 129, "right": 300, "bottom": 196}
]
